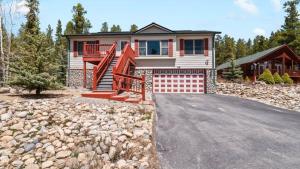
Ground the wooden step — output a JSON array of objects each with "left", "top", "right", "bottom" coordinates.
[{"left": 81, "top": 91, "right": 117, "bottom": 99}]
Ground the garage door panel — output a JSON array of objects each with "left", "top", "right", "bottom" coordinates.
[{"left": 153, "top": 72, "right": 205, "bottom": 94}]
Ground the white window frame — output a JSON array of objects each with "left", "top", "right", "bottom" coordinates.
[{"left": 139, "top": 40, "right": 169, "bottom": 56}]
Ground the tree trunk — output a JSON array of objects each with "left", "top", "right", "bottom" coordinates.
[{"left": 36, "top": 88, "right": 41, "bottom": 95}]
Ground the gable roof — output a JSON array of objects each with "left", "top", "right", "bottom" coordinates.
[
  {"left": 217, "top": 45, "right": 299, "bottom": 70},
  {"left": 135, "top": 22, "right": 174, "bottom": 33},
  {"left": 64, "top": 22, "right": 221, "bottom": 37}
]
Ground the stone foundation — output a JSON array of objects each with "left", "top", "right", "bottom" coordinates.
[
  {"left": 134, "top": 69, "right": 153, "bottom": 93},
  {"left": 68, "top": 69, "right": 93, "bottom": 88},
  {"left": 206, "top": 69, "right": 217, "bottom": 94}
]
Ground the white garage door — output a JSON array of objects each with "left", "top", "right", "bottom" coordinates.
[{"left": 153, "top": 69, "right": 205, "bottom": 93}]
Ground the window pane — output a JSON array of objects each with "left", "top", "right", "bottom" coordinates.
[
  {"left": 78, "top": 41, "right": 84, "bottom": 55},
  {"left": 162, "top": 48, "right": 168, "bottom": 55},
  {"left": 195, "top": 40, "right": 204, "bottom": 54},
  {"left": 121, "top": 41, "right": 127, "bottom": 50},
  {"left": 139, "top": 48, "right": 146, "bottom": 56},
  {"left": 147, "top": 41, "right": 160, "bottom": 55},
  {"left": 184, "top": 40, "right": 193, "bottom": 55},
  {"left": 139, "top": 41, "right": 146, "bottom": 47},
  {"left": 161, "top": 40, "right": 168, "bottom": 48}
]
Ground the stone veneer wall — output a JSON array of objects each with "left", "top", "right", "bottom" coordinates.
[
  {"left": 206, "top": 69, "right": 217, "bottom": 94},
  {"left": 134, "top": 69, "right": 153, "bottom": 93},
  {"left": 68, "top": 69, "right": 93, "bottom": 89}
]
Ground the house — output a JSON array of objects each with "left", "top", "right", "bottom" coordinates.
[
  {"left": 65, "top": 23, "right": 221, "bottom": 102},
  {"left": 217, "top": 45, "right": 300, "bottom": 82}
]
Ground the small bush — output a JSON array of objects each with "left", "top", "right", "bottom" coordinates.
[
  {"left": 282, "top": 73, "right": 293, "bottom": 85},
  {"left": 258, "top": 69, "right": 275, "bottom": 84},
  {"left": 273, "top": 72, "right": 283, "bottom": 84},
  {"left": 244, "top": 76, "right": 251, "bottom": 84}
]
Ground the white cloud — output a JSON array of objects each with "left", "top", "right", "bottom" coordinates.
[
  {"left": 253, "top": 28, "right": 266, "bottom": 36},
  {"left": 270, "top": 0, "right": 281, "bottom": 12},
  {"left": 234, "top": 0, "right": 258, "bottom": 14},
  {"left": 7, "top": 0, "right": 29, "bottom": 15}
]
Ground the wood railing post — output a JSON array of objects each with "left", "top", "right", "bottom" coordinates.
[
  {"left": 141, "top": 74, "right": 146, "bottom": 101},
  {"left": 83, "top": 42, "right": 87, "bottom": 56},
  {"left": 92, "top": 66, "right": 97, "bottom": 90}
]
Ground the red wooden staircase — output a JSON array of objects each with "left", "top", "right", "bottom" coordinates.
[{"left": 82, "top": 42, "right": 145, "bottom": 103}]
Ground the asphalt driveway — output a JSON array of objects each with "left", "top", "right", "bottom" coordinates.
[{"left": 154, "top": 94, "right": 300, "bottom": 169}]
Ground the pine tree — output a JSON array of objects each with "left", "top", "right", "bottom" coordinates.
[
  {"left": 64, "top": 21, "right": 75, "bottom": 35},
  {"left": 236, "top": 38, "right": 247, "bottom": 58},
  {"left": 253, "top": 35, "right": 268, "bottom": 53},
  {"left": 215, "top": 35, "right": 225, "bottom": 65},
  {"left": 72, "top": 3, "right": 92, "bottom": 34},
  {"left": 55, "top": 20, "right": 67, "bottom": 84},
  {"left": 268, "top": 31, "right": 282, "bottom": 48},
  {"left": 9, "top": 0, "right": 60, "bottom": 95},
  {"left": 223, "top": 35, "right": 236, "bottom": 62},
  {"left": 130, "top": 24, "right": 138, "bottom": 32},
  {"left": 281, "top": 0, "right": 300, "bottom": 54},
  {"left": 101, "top": 22, "right": 108, "bottom": 32},
  {"left": 246, "top": 39, "right": 253, "bottom": 55},
  {"left": 111, "top": 24, "right": 121, "bottom": 32},
  {"left": 46, "top": 24, "right": 53, "bottom": 46},
  {"left": 222, "top": 58, "right": 243, "bottom": 81}
]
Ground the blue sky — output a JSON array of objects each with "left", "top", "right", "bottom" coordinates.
[{"left": 13, "top": 0, "right": 290, "bottom": 40}]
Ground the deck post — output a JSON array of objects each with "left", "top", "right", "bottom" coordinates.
[
  {"left": 141, "top": 74, "right": 146, "bottom": 101},
  {"left": 282, "top": 56, "right": 286, "bottom": 74},
  {"left": 83, "top": 61, "right": 87, "bottom": 88}
]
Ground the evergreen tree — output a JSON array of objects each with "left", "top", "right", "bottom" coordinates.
[
  {"left": 24, "top": 0, "right": 40, "bottom": 35},
  {"left": 101, "top": 22, "right": 109, "bottom": 32},
  {"left": 9, "top": 0, "right": 60, "bottom": 95},
  {"left": 223, "top": 35, "right": 236, "bottom": 62},
  {"left": 236, "top": 38, "right": 247, "bottom": 58},
  {"left": 253, "top": 35, "right": 268, "bottom": 53},
  {"left": 130, "top": 24, "right": 138, "bottom": 32},
  {"left": 64, "top": 21, "right": 75, "bottom": 35},
  {"left": 246, "top": 39, "right": 253, "bottom": 55},
  {"left": 46, "top": 24, "right": 53, "bottom": 46},
  {"left": 222, "top": 58, "right": 243, "bottom": 81},
  {"left": 268, "top": 31, "right": 282, "bottom": 48},
  {"left": 111, "top": 24, "right": 122, "bottom": 32},
  {"left": 281, "top": 0, "right": 300, "bottom": 54},
  {"left": 215, "top": 35, "right": 225, "bottom": 65},
  {"left": 55, "top": 20, "right": 67, "bottom": 84},
  {"left": 72, "top": 3, "right": 92, "bottom": 34}
]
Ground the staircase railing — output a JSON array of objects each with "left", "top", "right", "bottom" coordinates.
[
  {"left": 92, "top": 43, "right": 117, "bottom": 90},
  {"left": 83, "top": 43, "right": 113, "bottom": 57},
  {"left": 112, "top": 43, "right": 146, "bottom": 101}
]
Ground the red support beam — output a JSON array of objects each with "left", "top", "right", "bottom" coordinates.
[{"left": 83, "top": 61, "right": 87, "bottom": 88}]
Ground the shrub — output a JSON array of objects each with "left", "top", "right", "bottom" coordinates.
[
  {"left": 258, "top": 69, "right": 275, "bottom": 84},
  {"left": 244, "top": 76, "right": 251, "bottom": 84},
  {"left": 282, "top": 73, "right": 293, "bottom": 85},
  {"left": 273, "top": 72, "right": 283, "bottom": 84}
]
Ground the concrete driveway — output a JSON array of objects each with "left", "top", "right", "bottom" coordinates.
[{"left": 154, "top": 94, "right": 300, "bottom": 169}]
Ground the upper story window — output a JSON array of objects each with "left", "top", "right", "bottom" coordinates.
[
  {"left": 139, "top": 40, "right": 169, "bottom": 56},
  {"left": 184, "top": 39, "right": 204, "bottom": 55}
]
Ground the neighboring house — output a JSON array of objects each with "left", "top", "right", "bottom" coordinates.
[
  {"left": 65, "top": 23, "right": 221, "bottom": 102},
  {"left": 217, "top": 45, "right": 300, "bottom": 82}
]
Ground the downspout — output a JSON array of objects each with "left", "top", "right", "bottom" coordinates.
[
  {"left": 212, "top": 33, "right": 216, "bottom": 86},
  {"left": 67, "top": 37, "right": 71, "bottom": 87}
]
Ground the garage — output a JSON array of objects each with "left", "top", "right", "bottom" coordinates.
[{"left": 153, "top": 69, "right": 206, "bottom": 93}]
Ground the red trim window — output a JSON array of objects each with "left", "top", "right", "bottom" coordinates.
[
  {"left": 184, "top": 39, "right": 206, "bottom": 55},
  {"left": 74, "top": 40, "right": 98, "bottom": 56}
]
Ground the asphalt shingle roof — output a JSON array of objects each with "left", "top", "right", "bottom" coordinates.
[{"left": 217, "top": 45, "right": 284, "bottom": 70}]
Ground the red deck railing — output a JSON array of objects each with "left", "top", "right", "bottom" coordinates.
[
  {"left": 92, "top": 43, "right": 117, "bottom": 90},
  {"left": 83, "top": 43, "right": 113, "bottom": 57},
  {"left": 112, "top": 43, "right": 146, "bottom": 101}
]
